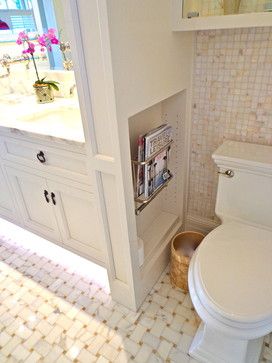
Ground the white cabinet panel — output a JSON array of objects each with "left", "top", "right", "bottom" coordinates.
[
  {"left": 0, "top": 165, "right": 16, "bottom": 221},
  {"left": 0, "top": 136, "right": 90, "bottom": 184},
  {"left": 6, "top": 167, "right": 60, "bottom": 241},
  {"left": 48, "top": 181, "right": 104, "bottom": 264},
  {"left": 172, "top": 0, "right": 272, "bottom": 31},
  {"left": 3, "top": 167, "right": 105, "bottom": 265}
]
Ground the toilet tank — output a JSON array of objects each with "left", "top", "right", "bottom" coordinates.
[{"left": 212, "top": 140, "right": 272, "bottom": 230}]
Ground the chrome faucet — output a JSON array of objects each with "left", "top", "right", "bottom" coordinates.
[
  {"left": 69, "top": 83, "right": 76, "bottom": 96},
  {"left": 0, "top": 53, "right": 32, "bottom": 78},
  {"left": 0, "top": 54, "right": 11, "bottom": 78},
  {"left": 59, "top": 41, "right": 73, "bottom": 71}
]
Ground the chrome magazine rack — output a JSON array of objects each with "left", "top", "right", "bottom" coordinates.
[{"left": 131, "top": 140, "right": 173, "bottom": 215}]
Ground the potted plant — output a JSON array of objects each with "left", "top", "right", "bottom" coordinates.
[{"left": 16, "top": 29, "right": 60, "bottom": 103}]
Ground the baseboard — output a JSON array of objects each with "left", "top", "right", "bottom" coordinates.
[{"left": 185, "top": 214, "right": 219, "bottom": 235}]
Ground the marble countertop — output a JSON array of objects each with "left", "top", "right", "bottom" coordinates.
[{"left": 0, "top": 94, "right": 85, "bottom": 145}]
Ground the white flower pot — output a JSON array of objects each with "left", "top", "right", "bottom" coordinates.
[{"left": 33, "top": 83, "right": 54, "bottom": 104}]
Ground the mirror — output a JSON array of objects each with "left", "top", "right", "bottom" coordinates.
[
  {"left": 0, "top": 0, "right": 72, "bottom": 72},
  {"left": 0, "top": 0, "right": 77, "bottom": 100},
  {"left": 182, "top": 0, "right": 272, "bottom": 18}
]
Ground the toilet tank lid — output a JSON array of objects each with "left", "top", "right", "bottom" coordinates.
[{"left": 212, "top": 140, "right": 272, "bottom": 172}]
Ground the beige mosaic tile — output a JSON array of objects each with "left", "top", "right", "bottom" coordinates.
[
  {"left": 0, "top": 221, "right": 271, "bottom": 362},
  {"left": 188, "top": 27, "right": 272, "bottom": 221}
]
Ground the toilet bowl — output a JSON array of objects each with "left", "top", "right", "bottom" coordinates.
[{"left": 188, "top": 140, "right": 272, "bottom": 363}]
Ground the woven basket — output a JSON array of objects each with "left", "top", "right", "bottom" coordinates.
[
  {"left": 170, "top": 231, "right": 204, "bottom": 292},
  {"left": 223, "top": 0, "right": 241, "bottom": 14}
]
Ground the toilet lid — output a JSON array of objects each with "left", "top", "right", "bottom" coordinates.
[{"left": 195, "top": 222, "right": 272, "bottom": 323}]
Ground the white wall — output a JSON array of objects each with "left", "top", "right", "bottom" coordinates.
[
  {"left": 107, "top": 0, "right": 193, "bottom": 117},
  {"left": 67, "top": 0, "right": 194, "bottom": 310},
  {"left": 106, "top": 0, "right": 194, "bottom": 307}
]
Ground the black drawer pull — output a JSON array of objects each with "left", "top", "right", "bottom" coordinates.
[
  {"left": 51, "top": 192, "right": 56, "bottom": 205},
  {"left": 44, "top": 190, "right": 50, "bottom": 203},
  {"left": 37, "top": 151, "right": 46, "bottom": 163}
]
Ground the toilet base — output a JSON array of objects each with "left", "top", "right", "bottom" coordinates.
[{"left": 189, "top": 323, "right": 264, "bottom": 363}]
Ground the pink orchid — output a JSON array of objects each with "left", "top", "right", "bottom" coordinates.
[
  {"left": 37, "top": 29, "right": 59, "bottom": 50},
  {"left": 47, "top": 28, "right": 56, "bottom": 37},
  {"left": 18, "top": 31, "right": 29, "bottom": 40},
  {"left": 16, "top": 31, "right": 29, "bottom": 45},
  {"left": 22, "top": 41, "right": 35, "bottom": 55},
  {"left": 37, "top": 35, "right": 46, "bottom": 47},
  {"left": 50, "top": 37, "right": 59, "bottom": 45},
  {"left": 16, "top": 28, "right": 59, "bottom": 83}
]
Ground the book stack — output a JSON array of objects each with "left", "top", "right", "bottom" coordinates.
[{"left": 135, "top": 124, "right": 172, "bottom": 199}]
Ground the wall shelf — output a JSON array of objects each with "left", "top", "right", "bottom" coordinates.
[
  {"left": 132, "top": 140, "right": 173, "bottom": 166},
  {"left": 172, "top": 0, "right": 272, "bottom": 31},
  {"left": 132, "top": 139, "right": 173, "bottom": 215},
  {"left": 135, "top": 172, "right": 173, "bottom": 215},
  {"left": 128, "top": 90, "right": 185, "bottom": 281}
]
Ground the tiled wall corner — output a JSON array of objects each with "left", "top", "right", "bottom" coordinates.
[{"left": 188, "top": 27, "right": 272, "bottom": 221}]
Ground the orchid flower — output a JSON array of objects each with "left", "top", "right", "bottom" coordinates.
[{"left": 16, "top": 29, "right": 59, "bottom": 83}]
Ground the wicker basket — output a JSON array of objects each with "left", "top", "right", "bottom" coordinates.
[
  {"left": 170, "top": 231, "right": 204, "bottom": 292},
  {"left": 223, "top": 0, "right": 241, "bottom": 14}
]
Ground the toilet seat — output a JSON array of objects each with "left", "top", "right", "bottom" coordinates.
[{"left": 189, "top": 222, "right": 272, "bottom": 339}]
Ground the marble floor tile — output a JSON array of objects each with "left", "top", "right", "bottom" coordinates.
[{"left": 0, "top": 220, "right": 271, "bottom": 363}]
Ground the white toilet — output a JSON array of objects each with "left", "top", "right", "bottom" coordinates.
[{"left": 188, "top": 140, "right": 272, "bottom": 363}]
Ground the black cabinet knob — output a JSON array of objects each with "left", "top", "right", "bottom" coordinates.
[
  {"left": 37, "top": 151, "right": 46, "bottom": 163},
  {"left": 51, "top": 192, "right": 56, "bottom": 205},
  {"left": 44, "top": 190, "right": 50, "bottom": 203}
]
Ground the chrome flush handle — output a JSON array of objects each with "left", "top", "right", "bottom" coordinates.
[{"left": 218, "top": 169, "right": 234, "bottom": 178}]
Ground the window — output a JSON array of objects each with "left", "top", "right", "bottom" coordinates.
[
  {"left": 0, "top": 0, "right": 42, "bottom": 42},
  {"left": 0, "top": 0, "right": 63, "bottom": 70}
]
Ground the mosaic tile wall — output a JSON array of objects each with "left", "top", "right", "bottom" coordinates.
[
  {"left": 188, "top": 27, "right": 272, "bottom": 221},
  {"left": 183, "top": 0, "right": 268, "bottom": 18}
]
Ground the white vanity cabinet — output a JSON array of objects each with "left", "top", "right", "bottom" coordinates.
[
  {"left": 0, "top": 136, "right": 90, "bottom": 185},
  {"left": 0, "top": 164, "right": 17, "bottom": 221},
  {"left": 6, "top": 167, "right": 60, "bottom": 242},
  {"left": 0, "top": 131, "right": 105, "bottom": 266},
  {"left": 46, "top": 180, "right": 104, "bottom": 264}
]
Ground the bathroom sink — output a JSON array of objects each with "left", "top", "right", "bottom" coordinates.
[
  {"left": 20, "top": 107, "right": 81, "bottom": 124},
  {"left": 0, "top": 95, "right": 25, "bottom": 105},
  {"left": 0, "top": 95, "right": 84, "bottom": 142}
]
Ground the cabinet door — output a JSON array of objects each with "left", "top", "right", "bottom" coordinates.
[
  {"left": 0, "top": 165, "right": 16, "bottom": 221},
  {"left": 6, "top": 167, "right": 60, "bottom": 241},
  {"left": 47, "top": 181, "right": 105, "bottom": 264}
]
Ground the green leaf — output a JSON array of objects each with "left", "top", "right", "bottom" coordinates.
[
  {"left": 49, "top": 83, "right": 59, "bottom": 91},
  {"left": 45, "top": 82, "right": 59, "bottom": 91},
  {"left": 46, "top": 80, "right": 59, "bottom": 85}
]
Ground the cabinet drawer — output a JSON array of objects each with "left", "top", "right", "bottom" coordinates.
[{"left": 0, "top": 137, "right": 90, "bottom": 184}]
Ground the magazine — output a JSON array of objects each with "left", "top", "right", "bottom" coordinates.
[
  {"left": 142, "top": 124, "right": 173, "bottom": 198},
  {"left": 135, "top": 124, "right": 172, "bottom": 199},
  {"left": 135, "top": 134, "right": 144, "bottom": 197},
  {"left": 144, "top": 125, "right": 172, "bottom": 159},
  {"left": 153, "top": 149, "right": 169, "bottom": 190}
]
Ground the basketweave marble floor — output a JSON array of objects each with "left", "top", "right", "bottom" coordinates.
[{"left": 0, "top": 219, "right": 271, "bottom": 363}]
